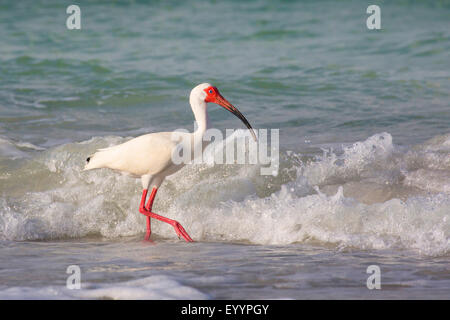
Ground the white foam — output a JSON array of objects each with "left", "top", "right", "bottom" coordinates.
[
  {"left": 0, "top": 132, "right": 449, "bottom": 256},
  {"left": 0, "top": 275, "right": 208, "bottom": 300},
  {"left": 172, "top": 185, "right": 449, "bottom": 255},
  {"left": 301, "top": 132, "right": 395, "bottom": 186}
]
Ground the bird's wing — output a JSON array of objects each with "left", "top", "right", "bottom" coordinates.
[{"left": 84, "top": 132, "right": 182, "bottom": 176}]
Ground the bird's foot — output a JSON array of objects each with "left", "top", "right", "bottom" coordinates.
[
  {"left": 144, "top": 225, "right": 151, "bottom": 241},
  {"left": 139, "top": 208, "right": 193, "bottom": 242},
  {"left": 170, "top": 220, "right": 194, "bottom": 242}
]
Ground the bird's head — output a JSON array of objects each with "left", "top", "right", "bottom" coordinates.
[{"left": 190, "top": 83, "right": 257, "bottom": 141}]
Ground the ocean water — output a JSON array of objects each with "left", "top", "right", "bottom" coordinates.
[{"left": 0, "top": 0, "right": 449, "bottom": 299}]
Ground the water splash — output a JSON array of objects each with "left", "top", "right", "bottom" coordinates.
[{"left": 0, "top": 132, "right": 449, "bottom": 256}]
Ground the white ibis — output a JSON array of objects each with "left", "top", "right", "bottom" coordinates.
[{"left": 84, "top": 83, "right": 256, "bottom": 242}]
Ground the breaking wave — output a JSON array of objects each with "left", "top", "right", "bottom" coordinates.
[{"left": 0, "top": 132, "right": 449, "bottom": 256}]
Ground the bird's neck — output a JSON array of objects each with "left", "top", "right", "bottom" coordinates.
[{"left": 191, "top": 100, "right": 209, "bottom": 138}]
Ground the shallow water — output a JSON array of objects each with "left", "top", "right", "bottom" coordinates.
[
  {"left": 0, "top": 239, "right": 449, "bottom": 299},
  {"left": 0, "top": 0, "right": 449, "bottom": 299}
]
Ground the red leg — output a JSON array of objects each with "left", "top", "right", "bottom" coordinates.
[
  {"left": 138, "top": 188, "right": 193, "bottom": 242},
  {"left": 145, "top": 188, "right": 157, "bottom": 210},
  {"left": 145, "top": 215, "right": 151, "bottom": 240},
  {"left": 139, "top": 189, "right": 152, "bottom": 240},
  {"left": 144, "top": 188, "right": 157, "bottom": 240}
]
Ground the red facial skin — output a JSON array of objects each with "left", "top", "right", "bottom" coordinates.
[
  {"left": 204, "top": 86, "right": 219, "bottom": 103},
  {"left": 203, "top": 85, "right": 257, "bottom": 142},
  {"left": 203, "top": 86, "right": 234, "bottom": 111}
]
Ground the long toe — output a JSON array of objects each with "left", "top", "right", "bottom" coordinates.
[{"left": 173, "top": 221, "right": 194, "bottom": 242}]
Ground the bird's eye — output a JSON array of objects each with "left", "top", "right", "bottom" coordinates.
[{"left": 209, "top": 90, "right": 213, "bottom": 94}]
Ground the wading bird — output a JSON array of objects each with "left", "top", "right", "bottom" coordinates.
[{"left": 84, "top": 83, "right": 256, "bottom": 242}]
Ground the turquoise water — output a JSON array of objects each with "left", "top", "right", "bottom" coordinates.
[
  {"left": 0, "top": 0, "right": 449, "bottom": 299},
  {"left": 1, "top": 0, "right": 449, "bottom": 147}
]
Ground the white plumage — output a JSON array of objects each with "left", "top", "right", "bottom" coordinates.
[
  {"left": 83, "top": 83, "right": 255, "bottom": 242},
  {"left": 85, "top": 132, "right": 183, "bottom": 183}
]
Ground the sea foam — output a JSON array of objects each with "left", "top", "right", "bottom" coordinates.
[
  {"left": 0, "top": 275, "right": 208, "bottom": 300},
  {"left": 0, "top": 132, "right": 449, "bottom": 256}
]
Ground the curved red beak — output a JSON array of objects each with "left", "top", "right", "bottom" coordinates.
[{"left": 214, "top": 92, "right": 257, "bottom": 142}]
